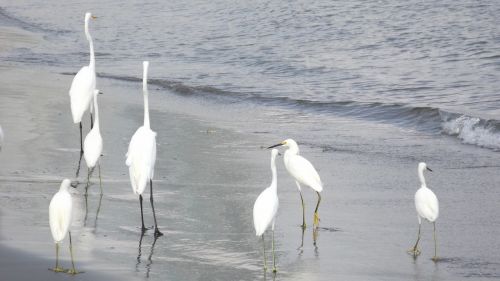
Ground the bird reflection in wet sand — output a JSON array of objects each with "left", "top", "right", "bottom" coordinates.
[
  {"left": 83, "top": 192, "right": 103, "bottom": 230},
  {"left": 136, "top": 233, "right": 159, "bottom": 278}
]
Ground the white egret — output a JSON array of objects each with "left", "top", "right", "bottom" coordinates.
[
  {"left": 408, "top": 162, "right": 439, "bottom": 261},
  {"left": 253, "top": 149, "right": 279, "bottom": 272},
  {"left": 83, "top": 89, "right": 103, "bottom": 194},
  {"left": 49, "top": 179, "right": 79, "bottom": 274},
  {"left": 69, "top": 12, "right": 97, "bottom": 154},
  {"left": 126, "top": 61, "right": 162, "bottom": 237},
  {"left": 0, "top": 125, "right": 3, "bottom": 151},
  {"left": 268, "top": 139, "right": 323, "bottom": 229}
]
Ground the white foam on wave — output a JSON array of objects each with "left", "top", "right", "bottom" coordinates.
[{"left": 441, "top": 115, "right": 500, "bottom": 150}]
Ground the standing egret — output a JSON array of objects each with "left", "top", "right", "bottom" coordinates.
[
  {"left": 268, "top": 139, "right": 323, "bottom": 229},
  {"left": 408, "top": 162, "right": 439, "bottom": 261},
  {"left": 49, "top": 179, "right": 79, "bottom": 274},
  {"left": 0, "top": 125, "right": 3, "bottom": 151},
  {"left": 83, "top": 90, "right": 103, "bottom": 194},
  {"left": 253, "top": 149, "right": 280, "bottom": 272},
  {"left": 126, "top": 61, "right": 162, "bottom": 237},
  {"left": 69, "top": 12, "right": 97, "bottom": 154}
]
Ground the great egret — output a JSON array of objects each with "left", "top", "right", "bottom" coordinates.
[
  {"left": 408, "top": 162, "right": 439, "bottom": 261},
  {"left": 268, "top": 139, "right": 323, "bottom": 229},
  {"left": 83, "top": 90, "right": 103, "bottom": 194},
  {"left": 69, "top": 12, "right": 97, "bottom": 154},
  {"left": 49, "top": 179, "right": 79, "bottom": 274},
  {"left": 253, "top": 149, "right": 279, "bottom": 272},
  {"left": 0, "top": 125, "right": 3, "bottom": 151},
  {"left": 126, "top": 61, "right": 162, "bottom": 237}
]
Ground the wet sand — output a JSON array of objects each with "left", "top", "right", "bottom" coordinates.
[{"left": 1, "top": 25, "right": 500, "bottom": 281}]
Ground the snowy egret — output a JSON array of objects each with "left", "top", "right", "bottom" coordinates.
[
  {"left": 0, "top": 125, "right": 3, "bottom": 151},
  {"left": 268, "top": 139, "right": 323, "bottom": 229},
  {"left": 49, "top": 179, "right": 79, "bottom": 274},
  {"left": 408, "top": 162, "right": 439, "bottom": 261},
  {"left": 69, "top": 12, "right": 97, "bottom": 154},
  {"left": 83, "top": 89, "right": 103, "bottom": 194},
  {"left": 126, "top": 61, "right": 162, "bottom": 237},
  {"left": 253, "top": 149, "right": 280, "bottom": 272}
]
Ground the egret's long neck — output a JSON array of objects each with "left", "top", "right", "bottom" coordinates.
[
  {"left": 143, "top": 67, "right": 150, "bottom": 129},
  {"left": 270, "top": 155, "right": 277, "bottom": 192},
  {"left": 85, "top": 19, "right": 95, "bottom": 69},
  {"left": 93, "top": 94, "right": 100, "bottom": 132},
  {"left": 418, "top": 168, "right": 426, "bottom": 187}
]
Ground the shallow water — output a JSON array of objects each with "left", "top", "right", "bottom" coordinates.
[{"left": 0, "top": 1, "right": 500, "bottom": 281}]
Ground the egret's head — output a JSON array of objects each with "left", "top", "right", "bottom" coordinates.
[
  {"left": 60, "top": 179, "right": 72, "bottom": 191},
  {"left": 418, "top": 162, "right": 432, "bottom": 172},
  {"left": 85, "top": 12, "right": 96, "bottom": 21},
  {"left": 267, "top": 138, "right": 297, "bottom": 149}
]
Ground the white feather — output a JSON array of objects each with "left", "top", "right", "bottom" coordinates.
[{"left": 49, "top": 179, "right": 73, "bottom": 243}]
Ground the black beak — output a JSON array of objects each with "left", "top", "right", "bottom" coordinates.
[
  {"left": 98, "top": 91, "right": 104, "bottom": 95},
  {"left": 427, "top": 167, "right": 433, "bottom": 172},
  {"left": 267, "top": 143, "right": 283, "bottom": 149}
]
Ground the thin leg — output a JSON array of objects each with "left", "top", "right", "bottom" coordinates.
[
  {"left": 76, "top": 151, "right": 83, "bottom": 178},
  {"left": 313, "top": 191, "right": 321, "bottom": 228},
  {"left": 432, "top": 222, "right": 438, "bottom": 261},
  {"left": 98, "top": 162, "right": 102, "bottom": 195},
  {"left": 79, "top": 122, "right": 83, "bottom": 154},
  {"left": 408, "top": 223, "right": 421, "bottom": 256},
  {"left": 150, "top": 180, "right": 163, "bottom": 237},
  {"left": 262, "top": 234, "right": 267, "bottom": 271},
  {"left": 139, "top": 195, "right": 146, "bottom": 232},
  {"left": 49, "top": 243, "right": 65, "bottom": 272},
  {"left": 66, "top": 232, "right": 79, "bottom": 274},
  {"left": 85, "top": 167, "right": 90, "bottom": 195},
  {"left": 297, "top": 225, "right": 305, "bottom": 251},
  {"left": 94, "top": 193, "right": 103, "bottom": 228},
  {"left": 299, "top": 191, "right": 306, "bottom": 229},
  {"left": 272, "top": 229, "right": 277, "bottom": 273},
  {"left": 90, "top": 112, "right": 94, "bottom": 129},
  {"left": 84, "top": 193, "right": 89, "bottom": 226}
]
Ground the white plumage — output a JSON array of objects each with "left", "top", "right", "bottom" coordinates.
[
  {"left": 49, "top": 179, "right": 73, "bottom": 243},
  {"left": 268, "top": 138, "right": 323, "bottom": 228},
  {"left": 83, "top": 90, "right": 102, "bottom": 169},
  {"left": 253, "top": 148, "right": 279, "bottom": 272},
  {"left": 126, "top": 61, "right": 162, "bottom": 236},
  {"left": 409, "top": 162, "right": 439, "bottom": 260}
]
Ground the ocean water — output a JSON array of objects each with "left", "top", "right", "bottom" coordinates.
[
  {"left": 1, "top": 1, "right": 500, "bottom": 281},
  {"left": 1, "top": 0, "right": 499, "bottom": 151}
]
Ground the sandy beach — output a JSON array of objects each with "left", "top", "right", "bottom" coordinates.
[{"left": 1, "top": 12, "right": 500, "bottom": 281}]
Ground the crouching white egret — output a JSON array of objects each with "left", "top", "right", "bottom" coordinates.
[
  {"left": 408, "top": 162, "right": 439, "bottom": 261},
  {"left": 253, "top": 149, "right": 279, "bottom": 272},
  {"left": 83, "top": 90, "right": 103, "bottom": 194},
  {"left": 49, "top": 179, "right": 79, "bottom": 274},
  {"left": 126, "top": 61, "right": 162, "bottom": 237},
  {"left": 69, "top": 12, "right": 97, "bottom": 154},
  {"left": 268, "top": 139, "right": 323, "bottom": 229}
]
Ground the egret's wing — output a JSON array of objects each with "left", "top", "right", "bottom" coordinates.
[
  {"left": 69, "top": 66, "right": 94, "bottom": 123},
  {"left": 253, "top": 188, "right": 279, "bottom": 236},
  {"left": 286, "top": 154, "right": 323, "bottom": 192},
  {"left": 126, "top": 127, "right": 157, "bottom": 194},
  {"left": 49, "top": 192, "right": 72, "bottom": 242},
  {"left": 83, "top": 128, "right": 103, "bottom": 168},
  {"left": 415, "top": 188, "right": 439, "bottom": 222}
]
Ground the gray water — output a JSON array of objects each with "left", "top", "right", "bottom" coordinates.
[{"left": 1, "top": 1, "right": 500, "bottom": 281}]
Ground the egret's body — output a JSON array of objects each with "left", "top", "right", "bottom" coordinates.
[
  {"left": 69, "top": 12, "right": 96, "bottom": 153},
  {"left": 408, "top": 162, "right": 439, "bottom": 261},
  {"left": 83, "top": 90, "right": 103, "bottom": 193},
  {"left": 268, "top": 139, "right": 323, "bottom": 228},
  {"left": 126, "top": 61, "right": 162, "bottom": 237},
  {"left": 253, "top": 149, "right": 279, "bottom": 272},
  {"left": 49, "top": 179, "right": 78, "bottom": 274}
]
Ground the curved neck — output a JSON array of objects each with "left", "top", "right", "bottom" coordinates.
[
  {"left": 85, "top": 19, "right": 95, "bottom": 68},
  {"left": 93, "top": 94, "right": 100, "bottom": 131},
  {"left": 269, "top": 155, "right": 277, "bottom": 192},
  {"left": 418, "top": 169, "right": 426, "bottom": 187}
]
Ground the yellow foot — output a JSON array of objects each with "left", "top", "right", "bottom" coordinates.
[
  {"left": 407, "top": 248, "right": 421, "bottom": 257},
  {"left": 431, "top": 256, "right": 439, "bottom": 262},
  {"left": 313, "top": 212, "right": 320, "bottom": 227},
  {"left": 66, "top": 268, "right": 83, "bottom": 275},
  {"left": 263, "top": 265, "right": 268, "bottom": 272},
  {"left": 272, "top": 267, "right": 277, "bottom": 273},
  {"left": 49, "top": 266, "right": 65, "bottom": 273}
]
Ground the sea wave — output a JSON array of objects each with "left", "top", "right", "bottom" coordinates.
[{"left": 63, "top": 72, "right": 500, "bottom": 151}]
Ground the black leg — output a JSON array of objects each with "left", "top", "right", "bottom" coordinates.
[
  {"left": 79, "top": 122, "right": 83, "bottom": 154},
  {"left": 139, "top": 195, "right": 146, "bottom": 232},
  {"left": 90, "top": 112, "right": 94, "bottom": 129},
  {"left": 150, "top": 180, "right": 163, "bottom": 237}
]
